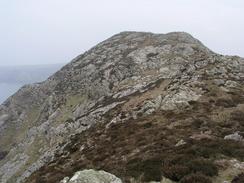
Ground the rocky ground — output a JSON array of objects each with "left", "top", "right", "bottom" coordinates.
[{"left": 0, "top": 31, "right": 244, "bottom": 183}]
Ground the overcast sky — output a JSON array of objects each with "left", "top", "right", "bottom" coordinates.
[{"left": 0, "top": 0, "right": 244, "bottom": 66}]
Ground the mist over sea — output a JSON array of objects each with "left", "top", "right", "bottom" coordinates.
[
  {"left": 0, "top": 83, "right": 23, "bottom": 104},
  {"left": 0, "top": 64, "right": 64, "bottom": 104}
]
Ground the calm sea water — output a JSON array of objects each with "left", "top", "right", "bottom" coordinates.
[{"left": 0, "top": 83, "right": 23, "bottom": 104}]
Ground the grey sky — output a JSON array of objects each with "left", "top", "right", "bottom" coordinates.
[{"left": 0, "top": 0, "right": 244, "bottom": 66}]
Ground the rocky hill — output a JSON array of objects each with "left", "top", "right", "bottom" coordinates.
[{"left": 0, "top": 31, "right": 244, "bottom": 183}]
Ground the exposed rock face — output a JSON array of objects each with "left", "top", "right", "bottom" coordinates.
[
  {"left": 59, "top": 169, "right": 122, "bottom": 183},
  {"left": 0, "top": 31, "right": 244, "bottom": 183},
  {"left": 224, "top": 132, "right": 243, "bottom": 141}
]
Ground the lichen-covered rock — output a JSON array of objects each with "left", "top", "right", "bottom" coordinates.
[
  {"left": 175, "top": 139, "right": 187, "bottom": 147},
  {"left": 224, "top": 132, "right": 243, "bottom": 141},
  {"left": 60, "top": 169, "right": 122, "bottom": 183}
]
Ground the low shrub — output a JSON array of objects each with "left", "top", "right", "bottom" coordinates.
[
  {"left": 142, "top": 158, "right": 162, "bottom": 182},
  {"left": 0, "top": 151, "right": 8, "bottom": 160},
  {"left": 187, "top": 158, "right": 218, "bottom": 176},
  {"left": 215, "top": 98, "right": 236, "bottom": 108},
  {"left": 162, "top": 155, "right": 217, "bottom": 181},
  {"left": 126, "top": 157, "right": 162, "bottom": 182},
  {"left": 232, "top": 173, "right": 244, "bottom": 183},
  {"left": 162, "top": 164, "right": 190, "bottom": 181},
  {"left": 231, "top": 110, "right": 244, "bottom": 126},
  {"left": 179, "top": 173, "right": 212, "bottom": 183},
  {"left": 125, "top": 158, "right": 142, "bottom": 178}
]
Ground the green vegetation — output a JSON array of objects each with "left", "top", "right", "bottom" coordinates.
[
  {"left": 56, "top": 94, "right": 88, "bottom": 124},
  {"left": 179, "top": 173, "right": 212, "bottom": 183},
  {"left": 161, "top": 153, "right": 218, "bottom": 181},
  {"left": 126, "top": 158, "right": 162, "bottom": 182}
]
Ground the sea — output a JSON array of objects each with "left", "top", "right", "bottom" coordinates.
[{"left": 0, "top": 83, "right": 23, "bottom": 104}]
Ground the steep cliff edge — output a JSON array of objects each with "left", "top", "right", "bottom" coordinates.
[{"left": 0, "top": 32, "right": 244, "bottom": 183}]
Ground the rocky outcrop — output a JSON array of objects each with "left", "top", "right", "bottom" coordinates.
[
  {"left": 224, "top": 132, "right": 243, "bottom": 141},
  {"left": 0, "top": 31, "right": 244, "bottom": 183},
  {"left": 59, "top": 169, "right": 122, "bottom": 183}
]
